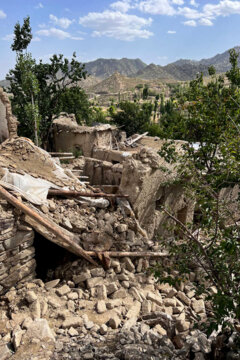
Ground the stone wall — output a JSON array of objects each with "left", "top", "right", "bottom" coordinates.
[
  {"left": 84, "top": 157, "right": 123, "bottom": 185},
  {"left": 0, "top": 202, "right": 36, "bottom": 295},
  {"left": 0, "top": 87, "right": 18, "bottom": 144}
]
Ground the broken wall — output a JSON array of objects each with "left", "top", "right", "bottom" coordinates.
[
  {"left": 53, "top": 114, "right": 114, "bottom": 157},
  {"left": 84, "top": 157, "right": 123, "bottom": 185},
  {"left": 0, "top": 202, "right": 36, "bottom": 295},
  {"left": 119, "top": 147, "right": 195, "bottom": 240},
  {"left": 0, "top": 88, "right": 18, "bottom": 144}
]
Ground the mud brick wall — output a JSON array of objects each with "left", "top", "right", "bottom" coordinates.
[{"left": 0, "top": 215, "right": 36, "bottom": 294}]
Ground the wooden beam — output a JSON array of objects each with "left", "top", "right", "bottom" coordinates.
[
  {"left": 0, "top": 185, "right": 97, "bottom": 265},
  {"left": 85, "top": 251, "right": 168, "bottom": 258},
  {"left": 49, "top": 152, "right": 73, "bottom": 156},
  {"left": 48, "top": 189, "right": 129, "bottom": 198}
]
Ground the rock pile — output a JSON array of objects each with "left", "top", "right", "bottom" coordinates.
[{"left": 0, "top": 256, "right": 219, "bottom": 360}]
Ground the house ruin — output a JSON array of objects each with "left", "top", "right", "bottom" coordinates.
[{"left": 0, "top": 89, "right": 228, "bottom": 359}]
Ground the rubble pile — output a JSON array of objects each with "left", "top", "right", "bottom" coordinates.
[
  {"left": 0, "top": 259, "right": 214, "bottom": 360},
  {"left": 0, "top": 103, "right": 239, "bottom": 358},
  {"left": 45, "top": 198, "right": 150, "bottom": 252}
]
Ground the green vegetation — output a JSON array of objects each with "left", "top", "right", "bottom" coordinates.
[
  {"left": 154, "top": 49, "right": 240, "bottom": 332},
  {"left": 111, "top": 101, "right": 153, "bottom": 136},
  {"left": 7, "top": 17, "right": 90, "bottom": 148}
]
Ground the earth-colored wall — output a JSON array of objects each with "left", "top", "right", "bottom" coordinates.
[
  {"left": 0, "top": 209, "right": 36, "bottom": 295},
  {"left": 0, "top": 88, "right": 18, "bottom": 144}
]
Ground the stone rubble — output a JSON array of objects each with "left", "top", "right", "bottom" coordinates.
[{"left": 1, "top": 254, "right": 238, "bottom": 359}]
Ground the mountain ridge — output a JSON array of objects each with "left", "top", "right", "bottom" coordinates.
[{"left": 1, "top": 46, "right": 240, "bottom": 86}]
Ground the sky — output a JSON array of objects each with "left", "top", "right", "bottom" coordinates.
[{"left": 0, "top": 0, "right": 240, "bottom": 79}]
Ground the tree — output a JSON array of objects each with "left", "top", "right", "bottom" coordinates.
[
  {"left": 111, "top": 101, "right": 153, "bottom": 137},
  {"left": 11, "top": 16, "right": 32, "bottom": 52},
  {"left": 8, "top": 17, "right": 90, "bottom": 148},
  {"left": 17, "top": 53, "right": 40, "bottom": 146},
  {"left": 142, "top": 84, "right": 149, "bottom": 100},
  {"left": 155, "top": 50, "right": 240, "bottom": 333},
  {"left": 59, "top": 87, "right": 92, "bottom": 125}
]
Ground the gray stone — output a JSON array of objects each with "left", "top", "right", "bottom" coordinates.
[
  {"left": 73, "top": 271, "right": 91, "bottom": 284},
  {"left": 124, "top": 257, "right": 135, "bottom": 272},
  {"left": 177, "top": 291, "right": 191, "bottom": 306},
  {"left": 126, "top": 301, "right": 141, "bottom": 319},
  {"left": 62, "top": 317, "right": 83, "bottom": 329},
  {"left": 129, "top": 287, "right": 143, "bottom": 302},
  {"left": 90, "top": 268, "right": 105, "bottom": 277},
  {"left": 0, "top": 344, "right": 12, "bottom": 360},
  {"left": 45, "top": 279, "right": 60, "bottom": 289},
  {"left": 25, "top": 290, "right": 37, "bottom": 303},
  {"left": 86, "top": 277, "right": 104, "bottom": 289},
  {"left": 147, "top": 292, "right": 162, "bottom": 306},
  {"left": 141, "top": 300, "right": 152, "bottom": 314},
  {"left": 96, "top": 300, "right": 106, "bottom": 314},
  {"left": 25, "top": 319, "right": 55, "bottom": 341},
  {"left": 106, "top": 282, "right": 118, "bottom": 295},
  {"left": 192, "top": 299, "right": 205, "bottom": 314},
  {"left": 99, "top": 324, "right": 108, "bottom": 335},
  {"left": 56, "top": 285, "right": 71, "bottom": 297},
  {"left": 68, "top": 327, "right": 78, "bottom": 336},
  {"left": 109, "top": 315, "right": 121, "bottom": 329},
  {"left": 12, "top": 329, "right": 25, "bottom": 350},
  {"left": 111, "top": 288, "right": 127, "bottom": 299}
]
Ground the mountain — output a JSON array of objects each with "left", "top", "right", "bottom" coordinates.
[
  {"left": 84, "top": 58, "right": 147, "bottom": 79},
  {"left": 172, "top": 46, "right": 240, "bottom": 74},
  {"left": 89, "top": 72, "right": 157, "bottom": 94},
  {"left": 133, "top": 62, "right": 210, "bottom": 81},
  {"left": 1, "top": 46, "right": 240, "bottom": 86}
]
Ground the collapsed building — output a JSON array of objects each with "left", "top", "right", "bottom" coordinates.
[
  {"left": 0, "top": 91, "right": 235, "bottom": 360},
  {"left": 53, "top": 114, "right": 195, "bottom": 240}
]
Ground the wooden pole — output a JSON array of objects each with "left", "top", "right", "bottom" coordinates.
[
  {"left": 48, "top": 189, "right": 129, "bottom": 198},
  {"left": 85, "top": 251, "right": 168, "bottom": 258},
  {"left": 0, "top": 185, "right": 97, "bottom": 266}
]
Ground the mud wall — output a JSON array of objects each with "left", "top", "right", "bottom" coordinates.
[
  {"left": 53, "top": 127, "right": 113, "bottom": 157},
  {"left": 119, "top": 148, "right": 195, "bottom": 240},
  {"left": 0, "top": 208, "right": 36, "bottom": 295},
  {"left": 0, "top": 88, "right": 17, "bottom": 144},
  {"left": 84, "top": 157, "right": 123, "bottom": 185}
]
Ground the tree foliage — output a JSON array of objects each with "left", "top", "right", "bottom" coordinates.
[
  {"left": 111, "top": 101, "right": 153, "bottom": 136},
  {"left": 8, "top": 17, "right": 90, "bottom": 148},
  {"left": 11, "top": 16, "right": 32, "bottom": 52},
  {"left": 155, "top": 49, "right": 240, "bottom": 332}
]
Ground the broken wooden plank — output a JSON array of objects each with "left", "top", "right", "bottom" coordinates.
[
  {"left": 85, "top": 251, "right": 168, "bottom": 258},
  {"left": 58, "top": 156, "right": 75, "bottom": 160},
  {"left": 48, "top": 189, "right": 129, "bottom": 198},
  {"left": 126, "top": 132, "right": 148, "bottom": 146},
  {"left": 49, "top": 152, "right": 73, "bottom": 156},
  {"left": 0, "top": 185, "right": 97, "bottom": 265}
]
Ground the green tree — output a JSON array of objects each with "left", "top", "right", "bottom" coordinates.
[
  {"left": 8, "top": 17, "right": 89, "bottom": 148},
  {"left": 155, "top": 50, "right": 240, "bottom": 332},
  {"left": 111, "top": 101, "right": 153, "bottom": 136},
  {"left": 17, "top": 53, "right": 40, "bottom": 146},
  {"left": 11, "top": 16, "right": 32, "bottom": 52},
  {"left": 142, "top": 84, "right": 149, "bottom": 100}
]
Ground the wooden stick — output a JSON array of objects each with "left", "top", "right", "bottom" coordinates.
[
  {"left": 48, "top": 189, "right": 129, "bottom": 198},
  {"left": 49, "top": 152, "right": 73, "bottom": 156},
  {"left": 0, "top": 185, "right": 97, "bottom": 266},
  {"left": 85, "top": 251, "right": 168, "bottom": 258}
]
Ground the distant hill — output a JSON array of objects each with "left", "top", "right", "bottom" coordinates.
[
  {"left": 84, "top": 58, "right": 147, "bottom": 79},
  {"left": 1, "top": 46, "right": 240, "bottom": 86},
  {"left": 0, "top": 79, "right": 10, "bottom": 88},
  {"left": 171, "top": 46, "right": 240, "bottom": 75}
]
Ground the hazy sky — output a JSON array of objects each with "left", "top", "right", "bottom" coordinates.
[{"left": 1, "top": 0, "right": 240, "bottom": 78}]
